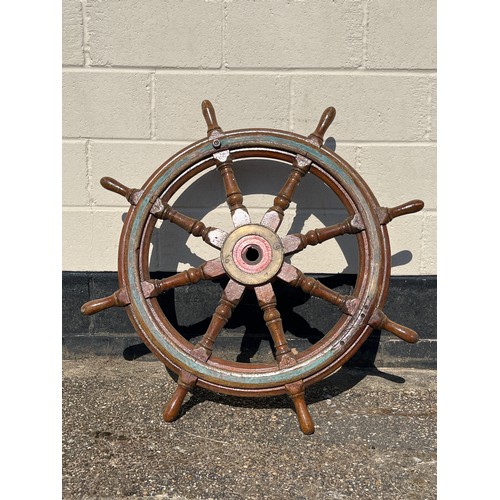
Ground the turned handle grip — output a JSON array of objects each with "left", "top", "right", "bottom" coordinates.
[
  {"left": 293, "top": 397, "right": 315, "bottom": 435},
  {"left": 163, "top": 370, "right": 197, "bottom": 422},
  {"left": 388, "top": 199, "right": 425, "bottom": 220},
  {"left": 163, "top": 386, "right": 189, "bottom": 422},
  {"left": 100, "top": 177, "right": 134, "bottom": 201},
  {"left": 310, "top": 106, "right": 336, "bottom": 143},
  {"left": 81, "top": 288, "right": 129, "bottom": 316},
  {"left": 370, "top": 309, "right": 419, "bottom": 344},
  {"left": 382, "top": 317, "right": 419, "bottom": 344},
  {"left": 286, "top": 381, "right": 315, "bottom": 435},
  {"left": 201, "top": 100, "right": 221, "bottom": 134},
  {"left": 81, "top": 294, "right": 118, "bottom": 316}
]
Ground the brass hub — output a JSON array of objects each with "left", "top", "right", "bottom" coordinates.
[{"left": 221, "top": 224, "right": 284, "bottom": 286}]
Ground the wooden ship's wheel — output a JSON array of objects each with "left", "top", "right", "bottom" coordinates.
[{"left": 81, "top": 101, "right": 423, "bottom": 434}]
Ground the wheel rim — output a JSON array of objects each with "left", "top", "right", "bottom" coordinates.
[{"left": 118, "top": 130, "right": 389, "bottom": 394}]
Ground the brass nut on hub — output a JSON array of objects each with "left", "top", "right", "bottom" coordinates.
[{"left": 221, "top": 224, "right": 284, "bottom": 286}]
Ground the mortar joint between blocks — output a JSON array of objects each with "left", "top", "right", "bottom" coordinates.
[
  {"left": 361, "top": 0, "right": 370, "bottom": 69},
  {"left": 81, "top": 0, "right": 92, "bottom": 67},
  {"left": 150, "top": 72, "right": 157, "bottom": 140}
]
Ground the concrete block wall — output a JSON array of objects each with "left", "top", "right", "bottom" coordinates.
[{"left": 63, "top": 0, "right": 436, "bottom": 275}]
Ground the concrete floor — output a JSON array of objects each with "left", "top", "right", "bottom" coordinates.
[{"left": 62, "top": 358, "right": 436, "bottom": 499}]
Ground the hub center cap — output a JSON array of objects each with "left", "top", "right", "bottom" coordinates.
[{"left": 221, "top": 224, "right": 284, "bottom": 285}]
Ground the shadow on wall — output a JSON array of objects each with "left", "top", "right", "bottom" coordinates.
[
  {"left": 150, "top": 153, "right": 357, "bottom": 273},
  {"left": 148, "top": 143, "right": 413, "bottom": 273},
  {"left": 123, "top": 143, "right": 414, "bottom": 374}
]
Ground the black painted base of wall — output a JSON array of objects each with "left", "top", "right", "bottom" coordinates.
[{"left": 63, "top": 272, "right": 436, "bottom": 369}]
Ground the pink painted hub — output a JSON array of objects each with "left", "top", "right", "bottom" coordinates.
[{"left": 233, "top": 235, "right": 273, "bottom": 273}]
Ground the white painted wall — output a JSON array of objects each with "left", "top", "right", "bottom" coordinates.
[{"left": 62, "top": 0, "right": 436, "bottom": 275}]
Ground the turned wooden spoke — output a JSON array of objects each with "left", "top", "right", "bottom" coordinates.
[
  {"left": 281, "top": 213, "right": 364, "bottom": 255},
  {"left": 260, "top": 154, "right": 312, "bottom": 232},
  {"left": 81, "top": 260, "right": 225, "bottom": 315},
  {"left": 201, "top": 99, "right": 223, "bottom": 139},
  {"left": 308, "top": 106, "right": 336, "bottom": 147},
  {"left": 80, "top": 287, "right": 130, "bottom": 316},
  {"left": 254, "top": 284, "right": 296, "bottom": 368},
  {"left": 277, "top": 263, "right": 358, "bottom": 315},
  {"left": 191, "top": 280, "right": 245, "bottom": 361},
  {"left": 213, "top": 150, "right": 251, "bottom": 227},
  {"left": 286, "top": 381, "right": 315, "bottom": 435},
  {"left": 261, "top": 106, "right": 336, "bottom": 231},
  {"left": 163, "top": 370, "right": 198, "bottom": 422},
  {"left": 100, "top": 177, "right": 143, "bottom": 205},
  {"left": 141, "top": 259, "right": 225, "bottom": 299},
  {"left": 369, "top": 309, "right": 419, "bottom": 344},
  {"left": 151, "top": 198, "right": 228, "bottom": 249},
  {"left": 377, "top": 199, "right": 425, "bottom": 225}
]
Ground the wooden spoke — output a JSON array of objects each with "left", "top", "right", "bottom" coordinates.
[
  {"left": 201, "top": 99, "right": 224, "bottom": 140},
  {"left": 213, "top": 150, "right": 251, "bottom": 227},
  {"left": 141, "top": 259, "right": 225, "bottom": 299},
  {"left": 260, "top": 154, "right": 312, "bottom": 232},
  {"left": 100, "top": 177, "right": 143, "bottom": 205},
  {"left": 308, "top": 106, "right": 336, "bottom": 147},
  {"left": 80, "top": 287, "right": 130, "bottom": 316},
  {"left": 261, "top": 107, "right": 336, "bottom": 232},
  {"left": 254, "top": 284, "right": 296, "bottom": 368},
  {"left": 82, "top": 261, "right": 225, "bottom": 314},
  {"left": 277, "top": 263, "right": 358, "bottom": 315},
  {"left": 369, "top": 309, "right": 419, "bottom": 344},
  {"left": 286, "top": 380, "right": 315, "bottom": 435},
  {"left": 281, "top": 213, "right": 364, "bottom": 255},
  {"left": 377, "top": 199, "right": 425, "bottom": 225},
  {"left": 151, "top": 198, "right": 228, "bottom": 249},
  {"left": 191, "top": 280, "right": 246, "bottom": 361},
  {"left": 163, "top": 370, "right": 198, "bottom": 422}
]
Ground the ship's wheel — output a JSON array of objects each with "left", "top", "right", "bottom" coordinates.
[{"left": 81, "top": 101, "right": 423, "bottom": 434}]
